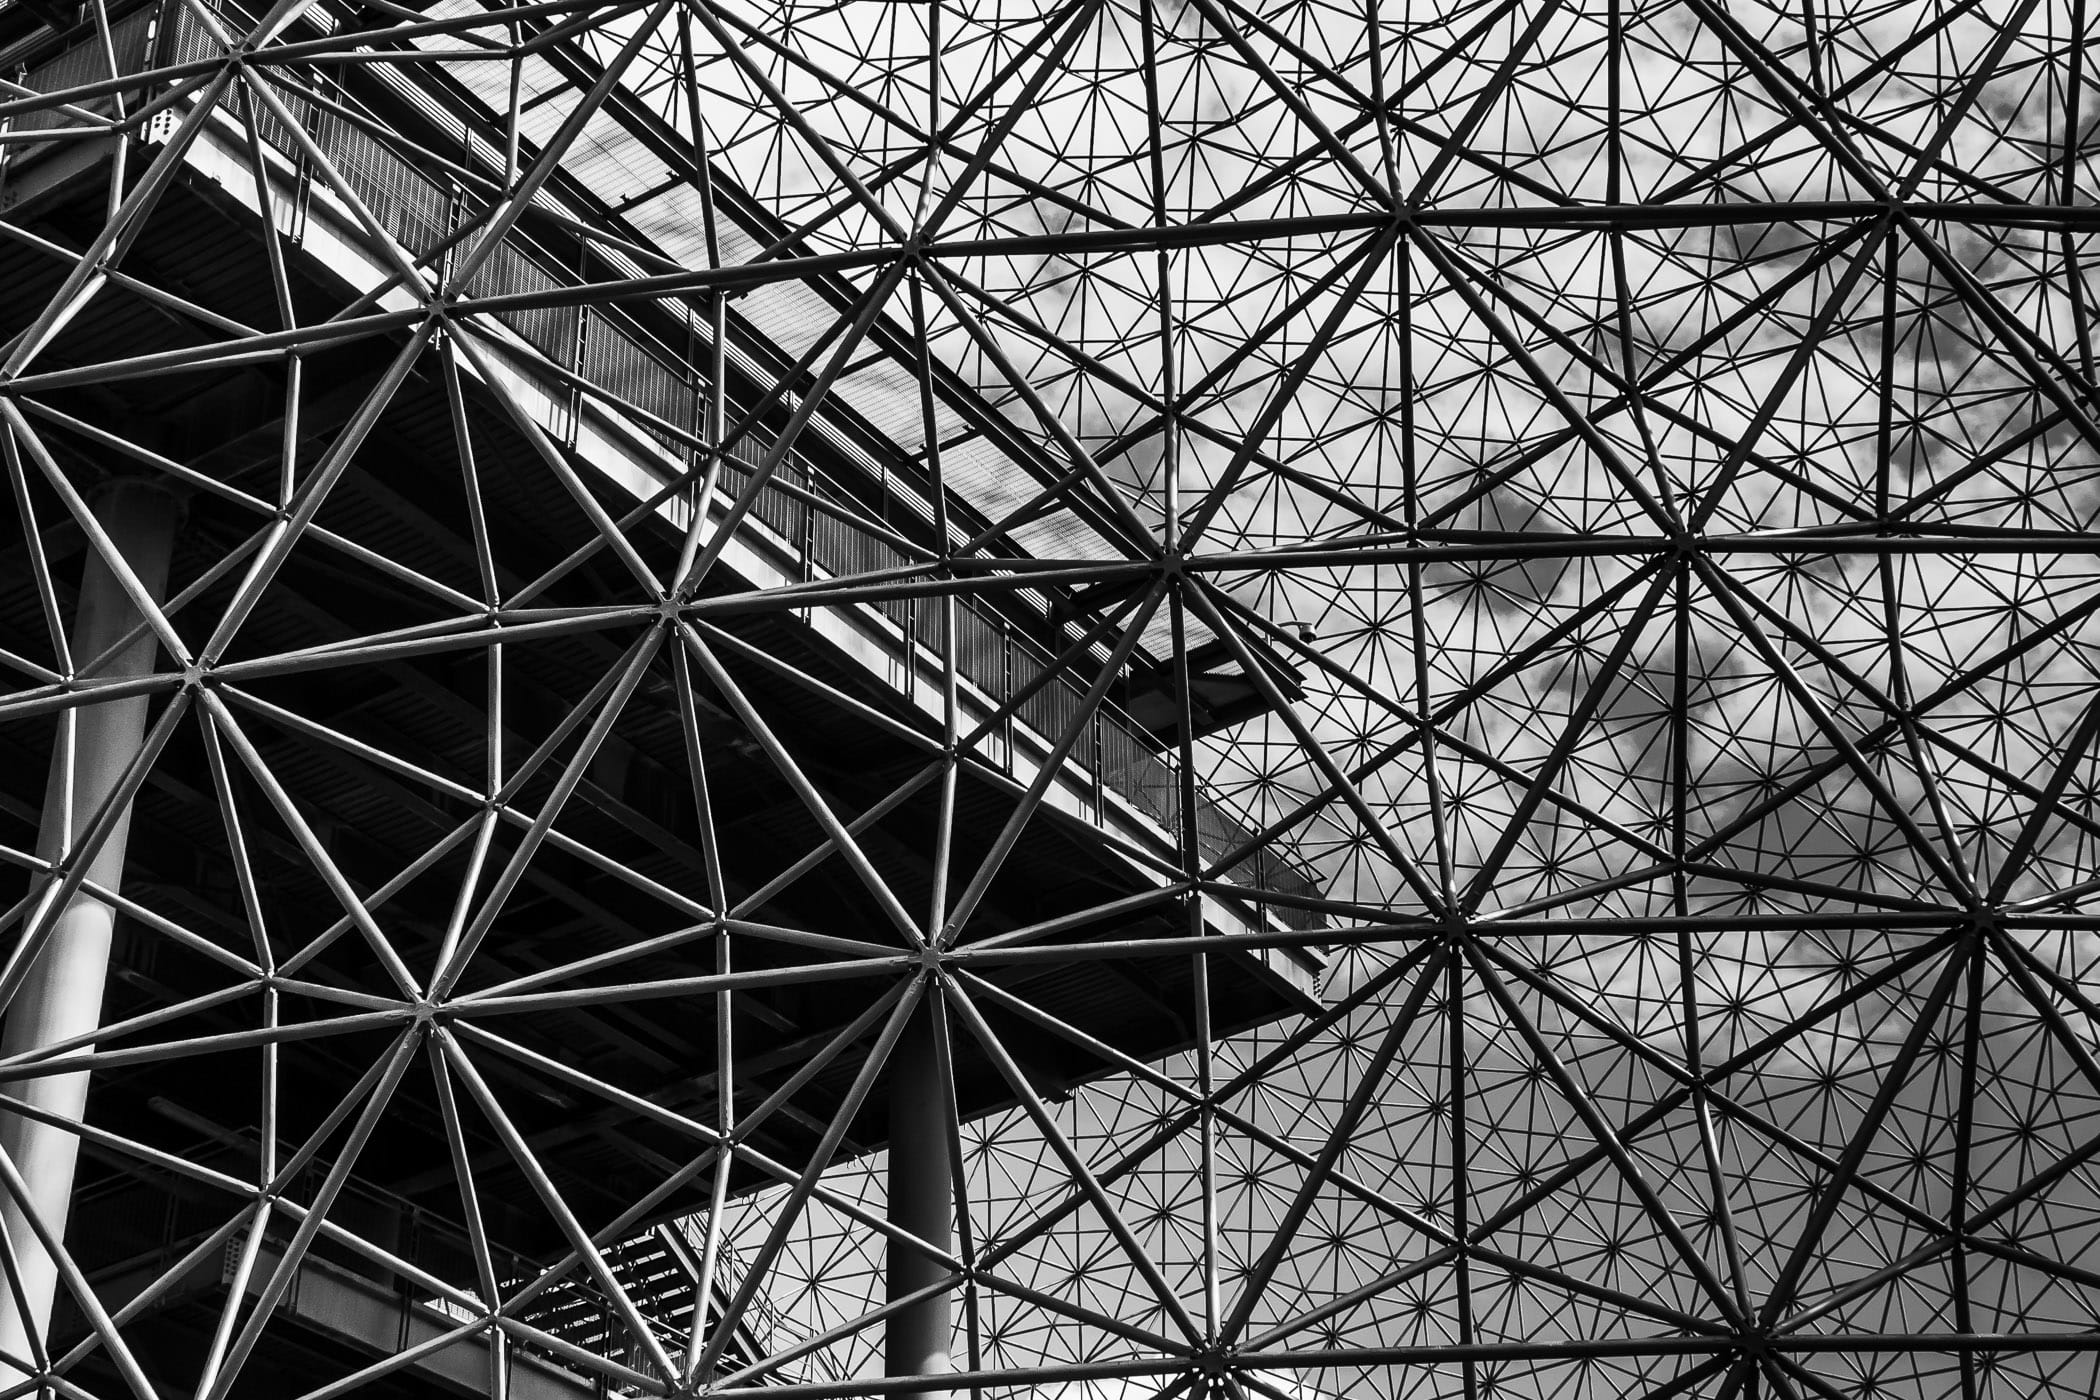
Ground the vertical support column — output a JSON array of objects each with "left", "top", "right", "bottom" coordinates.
[
  {"left": 0, "top": 479, "right": 180, "bottom": 1371},
  {"left": 886, "top": 1004, "right": 954, "bottom": 1397}
]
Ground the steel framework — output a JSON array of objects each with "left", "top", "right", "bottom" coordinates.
[{"left": 0, "top": 0, "right": 2096, "bottom": 1397}]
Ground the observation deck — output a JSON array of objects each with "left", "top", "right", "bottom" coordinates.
[{"left": 0, "top": 0, "right": 1331, "bottom": 1393}]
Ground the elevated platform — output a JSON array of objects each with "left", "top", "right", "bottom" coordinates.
[{"left": 0, "top": 3, "right": 1332, "bottom": 1392}]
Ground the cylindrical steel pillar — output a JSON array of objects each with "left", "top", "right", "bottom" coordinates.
[
  {"left": 886, "top": 1005, "right": 954, "bottom": 1396},
  {"left": 0, "top": 479, "right": 180, "bottom": 1372}
]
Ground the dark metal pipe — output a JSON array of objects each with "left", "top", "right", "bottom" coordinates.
[{"left": 885, "top": 1006, "right": 953, "bottom": 1397}]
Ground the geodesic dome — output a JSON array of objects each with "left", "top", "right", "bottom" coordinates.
[{"left": 0, "top": 0, "right": 2097, "bottom": 1398}]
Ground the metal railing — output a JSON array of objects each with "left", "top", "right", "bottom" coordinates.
[
  {"left": 66, "top": 1120, "right": 800, "bottom": 1393},
  {"left": 10, "top": 0, "right": 1327, "bottom": 931},
  {"left": 305, "top": 1169, "right": 839, "bottom": 1391},
  {"left": 7, "top": 8, "right": 155, "bottom": 138}
]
